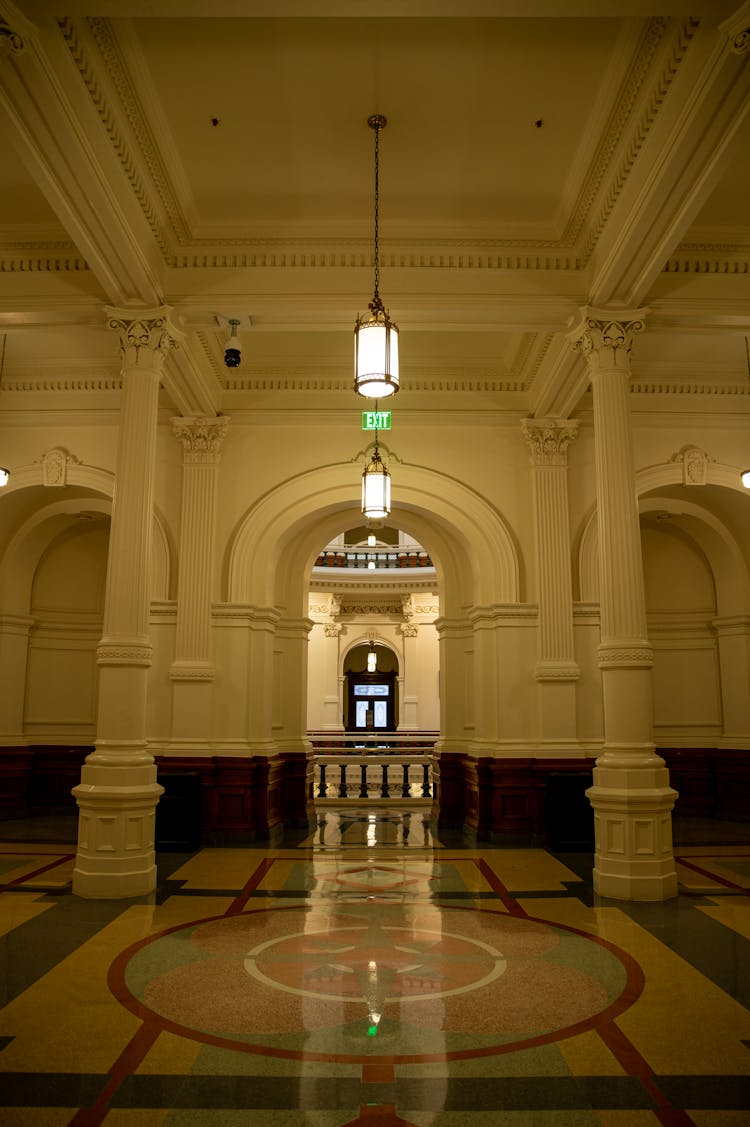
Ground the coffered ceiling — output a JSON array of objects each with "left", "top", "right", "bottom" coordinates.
[{"left": 0, "top": 1, "right": 748, "bottom": 419}]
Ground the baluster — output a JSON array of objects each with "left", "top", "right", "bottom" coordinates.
[
  {"left": 380, "top": 764, "right": 389, "bottom": 798},
  {"left": 422, "top": 763, "right": 431, "bottom": 797},
  {"left": 401, "top": 763, "right": 410, "bottom": 798},
  {"left": 359, "top": 763, "right": 368, "bottom": 798},
  {"left": 338, "top": 764, "right": 348, "bottom": 798},
  {"left": 317, "top": 763, "right": 328, "bottom": 798}
]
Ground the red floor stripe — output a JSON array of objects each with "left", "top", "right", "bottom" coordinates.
[
  {"left": 676, "top": 857, "right": 750, "bottom": 894},
  {"left": 226, "top": 856, "right": 275, "bottom": 914},
  {"left": 0, "top": 853, "right": 75, "bottom": 892},
  {"left": 68, "top": 1020, "right": 160, "bottom": 1127},
  {"left": 599, "top": 1020, "right": 697, "bottom": 1127},
  {"left": 476, "top": 857, "right": 528, "bottom": 916}
]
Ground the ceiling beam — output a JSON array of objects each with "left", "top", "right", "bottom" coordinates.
[
  {"left": 0, "top": 5, "right": 164, "bottom": 305},
  {"left": 588, "top": 8, "right": 750, "bottom": 308}
]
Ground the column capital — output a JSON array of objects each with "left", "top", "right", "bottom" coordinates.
[
  {"left": 171, "top": 414, "right": 229, "bottom": 459},
  {"left": 521, "top": 417, "right": 579, "bottom": 466},
  {"left": 571, "top": 308, "right": 647, "bottom": 375},
  {"left": 105, "top": 306, "right": 181, "bottom": 367}
]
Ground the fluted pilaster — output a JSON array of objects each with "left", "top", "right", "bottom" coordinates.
[
  {"left": 522, "top": 418, "right": 579, "bottom": 679},
  {"left": 170, "top": 415, "right": 228, "bottom": 675}
]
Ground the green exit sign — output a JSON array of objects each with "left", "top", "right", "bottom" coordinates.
[{"left": 362, "top": 410, "right": 392, "bottom": 431}]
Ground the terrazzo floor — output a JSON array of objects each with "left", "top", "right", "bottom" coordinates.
[{"left": 1, "top": 810, "right": 749, "bottom": 1126}]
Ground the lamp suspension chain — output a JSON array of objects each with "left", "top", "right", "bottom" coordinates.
[{"left": 372, "top": 117, "right": 381, "bottom": 311}]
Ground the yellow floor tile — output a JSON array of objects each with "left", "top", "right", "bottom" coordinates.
[
  {"left": 0, "top": 1110, "right": 75, "bottom": 1127},
  {"left": 696, "top": 898, "right": 750, "bottom": 942},
  {"left": 515, "top": 898, "right": 750, "bottom": 1075},
  {"left": 135, "top": 1029, "right": 203, "bottom": 1075},
  {"left": 0, "top": 890, "right": 56, "bottom": 937},
  {"left": 557, "top": 1029, "right": 627, "bottom": 1076},
  {"left": 166, "top": 848, "right": 271, "bottom": 889}
]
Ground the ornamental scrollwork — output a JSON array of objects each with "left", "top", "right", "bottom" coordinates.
[
  {"left": 106, "top": 309, "right": 179, "bottom": 365},
  {"left": 0, "top": 19, "right": 26, "bottom": 58},
  {"left": 521, "top": 418, "right": 579, "bottom": 466},
  {"left": 171, "top": 415, "right": 229, "bottom": 456},
  {"left": 597, "top": 645, "right": 653, "bottom": 670},
  {"left": 97, "top": 643, "right": 153, "bottom": 667},
  {"left": 669, "top": 444, "right": 713, "bottom": 486}
]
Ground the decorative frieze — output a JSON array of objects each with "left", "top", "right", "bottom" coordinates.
[{"left": 96, "top": 641, "right": 153, "bottom": 666}]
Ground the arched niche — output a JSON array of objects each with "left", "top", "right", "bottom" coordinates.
[
  {"left": 576, "top": 459, "right": 750, "bottom": 612},
  {"left": 225, "top": 457, "right": 521, "bottom": 617},
  {"left": 0, "top": 460, "right": 175, "bottom": 605}
]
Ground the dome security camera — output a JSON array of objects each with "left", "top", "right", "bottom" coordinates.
[{"left": 224, "top": 318, "right": 242, "bottom": 368}]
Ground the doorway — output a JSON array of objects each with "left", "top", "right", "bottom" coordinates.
[{"left": 343, "top": 642, "right": 399, "bottom": 732}]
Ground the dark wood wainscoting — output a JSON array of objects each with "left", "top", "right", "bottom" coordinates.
[{"left": 0, "top": 747, "right": 315, "bottom": 844}]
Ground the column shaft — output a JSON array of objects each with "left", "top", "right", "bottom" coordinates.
[
  {"left": 575, "top": 311, "right": 677, "bottom": 901},
  {"left": 73, "top": 308, "right": 179, "bottom": 899}
]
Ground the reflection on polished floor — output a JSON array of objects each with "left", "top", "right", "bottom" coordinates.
[{"left": 1, "top": 810, "right": 750, "bottom": 1126}]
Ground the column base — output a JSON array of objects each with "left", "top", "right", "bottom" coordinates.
[
  {"left": 587, "top": 780, "right": 678, "bottom": 902},
  {"left": 72, "top": 754, "right": 163, "bottom": 899}
]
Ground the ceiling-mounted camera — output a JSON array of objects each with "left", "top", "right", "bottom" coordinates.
[{"left": 225, "top": 318, "right": 241, "bottom": 368}]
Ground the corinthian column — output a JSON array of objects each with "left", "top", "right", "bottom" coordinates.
[
  {"left": 521, "top": 418, "right": 580, "bottom": 743},
  {"left": 73, "top": 307, "right": 180, "bottom": 899},
  {"left": 573, "top": 310, "right": 677, "bottom": 901},
  {"left": 168, "top": 415, "right": 228, "bottom": 753}
]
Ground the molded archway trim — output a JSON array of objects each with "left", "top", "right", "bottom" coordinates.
[{"left": 225, "top": 459, "right": 521, "bottom": 615}]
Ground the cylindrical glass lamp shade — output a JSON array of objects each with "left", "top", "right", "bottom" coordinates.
[
  {"left": 742, "top": 469, "right": 750, "bottom": 488},
  {"left": 362, "top": 450, "right": 391, "bottom": 520},
  {"left": 0, "top": 467, "right": 9, "bottom": 487},
  {"left": 354, "top": 309, "right": 399, "bottom": 398}
]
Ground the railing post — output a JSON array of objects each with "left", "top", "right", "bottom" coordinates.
[
  {"left": 338, "top": 764, "right": 348, "bottom": 798},
  {"left": 381, "top": 764, "right": 390, "bottom": 798},
  {"left": 401, "top": 763, "right": 410, "bottom": 798},
  {"left": 359, "top": 763, "right": 368, "bottom": 798},
  {"left": 422, "top": 763, "right": 431, "bottom": 797},
  {"left": 317, "top": 763, "right": 327, "bottom": 798}
]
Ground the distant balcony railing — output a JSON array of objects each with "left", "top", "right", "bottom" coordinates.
[
  {"left": 314, "top": 549, "right": 433, "bottom": 569},
  {"left": 309, "top": 732, "right": 438, "bottom": 804}
]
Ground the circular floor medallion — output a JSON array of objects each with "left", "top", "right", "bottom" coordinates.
[{"left": 110, "top": 903, "right": 643, "bottom": 1064}]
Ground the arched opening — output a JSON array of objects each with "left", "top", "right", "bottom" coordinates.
[{"left": 343, "top": 641, "right": 399, "bottom": 733}]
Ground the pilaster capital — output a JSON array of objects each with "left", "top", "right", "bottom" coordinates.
[
  {"left": 521, "top": 417, "right": 579, "bottom": 465},
  {"left": 323, "top": 622, "right": 341, "bottom": 638},
  {"left": 171, "top": 414, "right": 229, "bottom": 460},
  {"left": 105, "top": 306, "right": 181, "bottom": 368},
  {"left": 571, "top": 308, "right": 646, "bottom": 376},
  {"left": 401, "top": 622, "right": 419, "bottom": 637}
]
